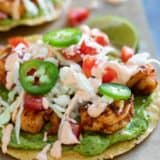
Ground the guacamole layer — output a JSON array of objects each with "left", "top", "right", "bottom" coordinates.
[{"left": 0, "top": 96, "right": 151, "bottom": 157}]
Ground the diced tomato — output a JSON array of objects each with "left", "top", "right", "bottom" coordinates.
[
  {"left": 80, "top": 41, "right": 97, "bottom": 55},
  {"left": 70, "top": 121, "right": 81, "bottom": 139},
  {"left": 24, "top": 94, "right": 44, "bottom": 112},
  {"left": 95, "top": 35, "right": 109, "bottom": 46},
  {"left": 8, "top": 36, "right": 29, "bottom": 47},
  {"left": 102, "top": 67, "right": 118, "bottom": 83},
  {"left": 121, "top": 46, "right": 134, "bottom": 62},
  {"left": 82, "top": 56, "right": 96, "bottom": 77},
  {"left": 68, "top": 8, "right": 90, "bottom": 27},
  {"left": 63, "top": 51, "right": 82, "bottom": 62},
  {"left": 0, "top": 12, "right": 7, "bottom": 20}
]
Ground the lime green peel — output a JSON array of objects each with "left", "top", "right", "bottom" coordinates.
[{"left": 88, "top": 16, "right": 139, "bottom": 51}]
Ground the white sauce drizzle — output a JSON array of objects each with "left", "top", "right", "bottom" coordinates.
[
  {"left": 50, "top": 140, "right": 62, "bottom": 159},
  {"left": 42, "top": 97, "right": 49, "bottom": 110},
  {"left": 58, "top": 120, "right": 79, "bottom": 145},
  {"left": 65, "top": 90, "right": 91, "bottom": 117},
  {"left": 5, "top": 43, "right": 29, "bottom": 90},
  {"left": 43, "top": 132, "right": 48, "bottom": 142},
  {"left": 88, "top": 96, "right": 113, "bottom": 118},
  {"left": 5, "top": 53, "right": 18, "bottom": 90},
  {"left": 106, "top": 61, "right": 138, "bottom": 84},
  {"left": 88, "top": 103, "right": 106, "bottom": 118},
  {"left": 36, "top": 144, "right": 51, "bottom": 160},
  {"left": 1, "top": 124, "right": 13, "bottom": 153}
]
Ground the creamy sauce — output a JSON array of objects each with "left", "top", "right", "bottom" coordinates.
[
  {"left": 87, "top": 96, "right": 113, "bottom": 118},
  {"left": 1, "top": 124, "right": 13, "bottom": 153},
  {"left": 36, "top": 144, "right": 51, "bottom": 160},
  {"left": 80, "top": 25, "right": 91, "bottom": 35},
  {"left": 5, "top": 43, "right": 28, "bottom": 90},
  {"left": 106, "top": 61, "right": 138, "bottom": 84},
  {"left": 65, "top": 91, "right": 91, "bottom": 117},
  {"left": 87, "top": 102, "right": 107, "bottom": 118},
  {"left": 50, "top": 140, "right": 62, "bottom": 159},
  {"left": 43, "top": 132, "right": 48, "bottom": 142},
  {"left": 58, "top": 120, "right": 79, "bottom": 145},
  {"left": 127, "top": 52, "right": 150, "bottom": 66},
  {"left": 5, "top": 53, "right": 18, "bottom": 90},
  {"left": 42, "top": 98, "right": 49, "bottom": 110}
]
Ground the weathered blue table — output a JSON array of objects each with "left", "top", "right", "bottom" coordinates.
[{"left": 142, "top": 0, "right": 160, "bottom": 57}]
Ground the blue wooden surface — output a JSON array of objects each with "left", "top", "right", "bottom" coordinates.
[{"left": 142, "top": 0, "right": 160, "bottom": 57}]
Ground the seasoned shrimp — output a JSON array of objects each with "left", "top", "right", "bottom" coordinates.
[
  {"left": 21, "top": 109, "right": 46, "bottom": 134},
  {"left": 0, "top": 0, "right": 25, "bottom": 19},
  {"left": 21, "top": 108, "right": 60, "bottom": 134},
  {"left": 80, "top": 98, "right": 134, "bottom": 134},
  {"left": 127, "top": 64, "right": 157, "bottom": 95},
  {"left": 48, "top": 112, "right": 60, "bottom": 134},
  {"left": 0, "top": 60, "right": 6, "bottom": 85}
]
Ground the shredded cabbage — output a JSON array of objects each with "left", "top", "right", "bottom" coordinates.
[
  {"left": 37, "top": 0, "right": 55, "bottom": 20},
  {"left": 22, "top": 0, "right": 39, "bottom": 16},
  {"left": 0, "top": 97, "right": 9, "bottom": 108},
  {"left": 53, "top": 95, "right": 70, "bottom": 108},
  {"left": 15, "top": 104, "right": 24, "bottom": 144},
  {"left": 48, "top": 102, "right": 65, "bottom": 118},
  {"left": 0, "top": 109, "right": 11, "bottom": 126}
]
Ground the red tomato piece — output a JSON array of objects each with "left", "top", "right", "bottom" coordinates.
[
  {"left": 80, "top": 41, "right": 97, "bottom": 55},
  {"left": 70, "top": 121, "right": 81, "bottom": 139},
  {"left": 95, "top": 35, "right": 109, "bottom": 46},
  {"left": 82, "top": 56, "right": 96, "bottom": 77},
  {"left": 68, "top": 8, "right": 90, "bottom": 27},
  {"left": 8, "top": 36, "right": 29, "bottom": 47},
  {"left": 24, "top": 94, "right": 44, "bottom": 112},
  {"left": 102, "top": 67, "right": 118, "bottom": 83},
  {"left": 121, "top": 46, "right": 134, "bottom": 62}
]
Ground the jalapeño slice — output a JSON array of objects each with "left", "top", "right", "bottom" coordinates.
[
  {"left": 99, "top": 83, "right": 131, "bottom": 100},
  {"left": 43, "top": 28, "right": 82, "bottom": 48},
  {"left": 19, "top": 59, "right": 58, "bottom": 95}
]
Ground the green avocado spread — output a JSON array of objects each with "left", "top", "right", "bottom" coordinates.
[{"left": 0, "top": 96, "right": 151, "bottom": 157}]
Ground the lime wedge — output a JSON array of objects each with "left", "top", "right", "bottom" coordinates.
[{"left": 88, "top": 16, "right": 139, "bottom": 50}]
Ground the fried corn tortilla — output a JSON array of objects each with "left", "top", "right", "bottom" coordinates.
[
  {"left": 0, "top": 0, "right": 70, "bottom": 31},
  {"left": 3, "top": 83, "right": 160, "bottom": 160}
]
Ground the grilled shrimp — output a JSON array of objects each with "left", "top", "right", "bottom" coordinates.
[
  {"left": 127, "top": 64, "right": 157, "bottom": 95},
  {"left": 0, "top": 0, "right": 25, "bottom": 19},
  {"left": 0, "top": 60, "right": 6, "bottom": 85},
  {"left": 21, "top": 109, "right": 46, "bottom": 134},
  {"left": 0, "top": 46, "right": 13, "bottom": 85},
  {"left": 21, "top": 109, "right": 60, "bottom": 134},
  {"left": 48, "top": 112, "right": 61, "bottom": 134},
  {"left": 80, "top": 98, "right": 134, "bottom": 134}
]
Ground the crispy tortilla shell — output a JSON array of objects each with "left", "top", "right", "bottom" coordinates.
[
  {"left": 0, "top": 0, "right": 71, "bottom": 31},
  {"left": 5, "top": 83, "right": 160, "bottom": 160}
]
